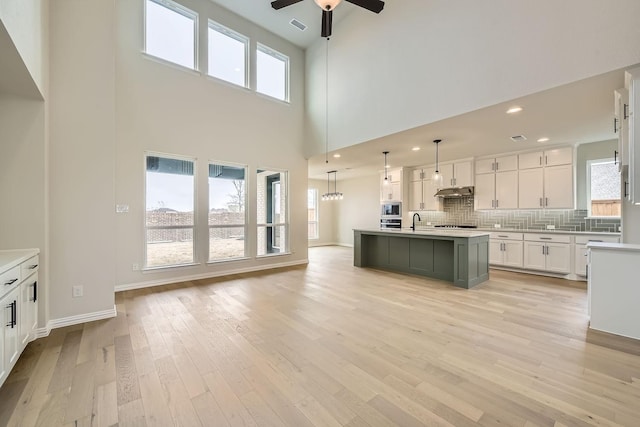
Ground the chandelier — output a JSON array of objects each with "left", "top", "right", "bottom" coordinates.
[{"left": 322, "top": 170, "right": 343, "bottom": 201}]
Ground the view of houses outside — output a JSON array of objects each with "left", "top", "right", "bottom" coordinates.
[{"left": 590, "top": 160, "right": 621, "bottom": 217}]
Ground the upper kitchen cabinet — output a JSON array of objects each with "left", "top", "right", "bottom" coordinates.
[
  {"left": 438, "top": 159, "right": 473, "bottom": 188},
  {"left": 474, "top": 155, "right": 518, "bottom": 210},
  {"left": 627, "top": 67, "right": 640, "bottom": 204},
  {"left": 518, "top": 147, "right": 574, "bottom": 209},
  {"left": 409, "top": 166, "right": 442, "bottom": 211},
  {"left": 614, "top": 88, "right": 630, "bottom": 172},
  {"left": 380, "top": 167, "right": 403, "bottom": 201}
]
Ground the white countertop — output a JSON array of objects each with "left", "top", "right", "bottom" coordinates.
[
  {"left": 586, "top": 242, "right": 640, "bottom": 252},
  {"left": 0, "top": 249, "right": 40, "bottom": 274},
  {"left": 417, "top": 227, "right": 620, "bottom": 236},
  {"left": 356, "top": 228, "right": 490, "bottom": 238}
]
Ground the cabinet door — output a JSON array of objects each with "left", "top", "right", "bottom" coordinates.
[
  {"left": 518, "top": 168, "right": 544, "bottom": 208},
  {"left": 545, "top": 243, "right": 571, "bottom": 273},
  {"left": 453, "top": 161, "right": 473, "bottom": 187},
  {"left": 519, "top": 151, "right": 543, "bottom": 169},
  {"left": 390, "top": 182, "right": 402, "bottom": 201},
  {"left": 409, "top": 181, "right": 423, "bottom": 211},
  {"left": 544, "top": 147, "right": 573, "bottom": 166},
  {"left": 503, "top": 241, "right": 523, "bottom": 268},
  {"left": 438, "top": 163, "right": 454, "bottom": 188},
  {"left": 575, "top": 244, "right": 588, "bottom": 276},
  {"left": 2, "top": 287, "right": 20, "bottom": 370},
  {"left": 489, "top": 240, "right": 503, "bottom": 265},
  {"left": 411, "top": 169, "right": 423, "bottom": 181},
  {"left": 422, "top": 179, "right": 441, "bottom": 211},
  {"left": 495, "top": 155, "right": 518, "bottom": 172},
  {"left": 387, "top": 168, "right": 402, "bottom": 183},
  {"left": 474, "top": 173, "right": 495, "bottom": 210},
  {"left": 475, "top": 158, "right": 495, "bottom": 175},
  {"left": 495, "top": 170, "right": 518, "bottom": 209},
  {"left": 523, "top": 241, "right": 547, "bottom": 270},
  {"left": 20, "top": 277, "right": 37, "bottom": 347},
  {"left": 544, "top": 164, "right": 573, "bottom": 208}
]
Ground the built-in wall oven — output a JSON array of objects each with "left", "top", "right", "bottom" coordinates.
[{"left": 380, "top": 202, "right": 402, "bottom": 229}]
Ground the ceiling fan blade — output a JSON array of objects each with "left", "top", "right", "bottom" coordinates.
[
  {"left": 321, "top": 9, "right": 333, "bottom": 38},
  {"left": 345, "top": 0, "right": 385, "bottom": 13},
  {"left": 271, "top": 0, "right": 304, "bottom": 10}
]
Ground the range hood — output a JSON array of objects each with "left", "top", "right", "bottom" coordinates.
[{"left": 434, "top": 186, "right": 474, "bottom": 198}]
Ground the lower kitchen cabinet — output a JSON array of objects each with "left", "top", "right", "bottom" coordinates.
[
  {"left": 489, "top": 232, "right": 523, "bottom": 267},
  {"left": 523, "top": 236, "right": 571, "bottom": 274},
  {"left": 1, "top": 286, "right": 20, "bottom": 384},
  {"left": 20, "top": 274, "right": 38, "bottom": 347},
  {"left": 574, "top": 235, "right": 621, "bottom": 276}
]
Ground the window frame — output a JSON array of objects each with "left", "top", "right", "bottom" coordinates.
[
  {"left": 207, "top": 20, "right": 250, "bottom": 88},
  {"left": 586, "top": 157, "right": 621, "bottom": 219},
  {"left": 256, "top": 43, "right": 290, "bottom": 102},
  {"left": 256, "top": 168, "right": 290, "bottom": 257},
  {"left": 143, "top": 152, "right": 198, "bottom": 270},
  {"left": 144, "top": 0, "right": 199, "bottom": 71},
  {"left": 207, "top": 161, "right": 250, "bottom": 263},
  {"left": 308, "top": 188, "right": 319, "bottom": 240}
]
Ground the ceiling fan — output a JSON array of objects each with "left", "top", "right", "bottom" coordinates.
[{"left": 271, "top": 0, "right": 385, "bottom": 38}]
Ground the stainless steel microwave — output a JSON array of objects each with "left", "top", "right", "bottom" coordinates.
[{"left": 381, "top": 202, "right": 401, "bottom": 218}]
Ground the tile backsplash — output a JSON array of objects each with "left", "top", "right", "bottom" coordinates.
[{"left": 415, "top": 197, "right": 620, "bottom": 233}]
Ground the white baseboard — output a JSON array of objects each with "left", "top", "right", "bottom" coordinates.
[
  {"left": 115, "top": 259, "right": 309, "bottom": 292},
  {"left": 47, "top": 305, "right": 117, "bottom": 330},
  {"left": 33, "top": 327, "right": 51, "bottom": 339}
]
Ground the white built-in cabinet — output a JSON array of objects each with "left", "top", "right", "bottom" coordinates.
[
  {"left": 626, "top": 67, "right": 640, "bottom": 204},
  {"left": 380, "top": 167, "right": 403, "bottom": 201},
  {"left": 409, "top": 166, "right": 442, "bottom": 211},
  {"left": 522, "top": 234, "right": 571, "bottom": 274},
  {"left": 0, "top": 250, "right": 39, "bottom": 387},
  {"left": 474, "top": 155, "right": 518, "bottom": 209},
  {"left": 489, "top": 232, "right": 523, "bottom": 268},
  {"left": 614, "top": 88, "right": 630, "bottom": 173},
  {"left": 518, "top": 147, "right": 573, "bottom": 209},
  {"left": 438, "top": 160, "right": 473, "bottom": 188}
]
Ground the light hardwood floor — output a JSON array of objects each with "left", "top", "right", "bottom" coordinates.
[{"left": 2, "top": 246, "right": 640, "bottom": 426}]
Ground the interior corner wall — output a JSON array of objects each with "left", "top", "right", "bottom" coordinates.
[
  {"left": 305, "top": 0, "right": 640, "bottom": 156},
  {"left": 308, "top": 178, "right": 336, "bottom": 246},
  {"left": 335, "top": 174, "right": 380, "bottom": 246},
  {"left": 49, "top": 0, "right": 116, "bottom": 320}
]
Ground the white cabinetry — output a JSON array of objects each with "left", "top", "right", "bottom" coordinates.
[
  {"left": 523, "top": 234, "right": 571, "bottom": 273},
  {"left": 380, "top": 167, "right": 403, "bottom": 201},
  {"left": 475, "top": 155, "right": 518, "bottom": 209},
  {"left": 409, "top": 166, "right": 442, "bottom": 211},
  {"left": 627, "top": 67, "right": 640, "bottom": 204},
  {"left": 574, "top": 235, "right": 620, "bottom": 277},
  {"left": 489, "top": 232, "right": 523, "bottom": 268},
  {"left": 518, "top": 147, "right": 573, "bottom": 209},
  {"left": 439, "top": 160, "right": 473, "bottom": 188},
  {"left": 614, "top": 88, "right": 630, "bottom": 172}
]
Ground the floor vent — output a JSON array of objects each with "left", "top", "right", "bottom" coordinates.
[
  {"left": 290, "top": 18, "right": 307, "bottom": 31},
  {"left": 510, "top": 135, "right": 527, "bottom": 142}
]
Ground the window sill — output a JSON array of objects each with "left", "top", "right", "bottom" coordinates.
[
  {"left": 207, "top": 256, "right": 251, "bottom": 265},
  {"left": 141, "top": 52, "right": 201, "bottom": 76},
  {"left": 142, "top": 262, "right": 200, "bottom": 273},
  {"left": 256, "top": 251, "right": 292, "bottom": 259}
]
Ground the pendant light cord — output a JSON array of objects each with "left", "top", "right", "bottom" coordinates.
[{"left": 325, "top": 37, "right": 330, "bottom": 164}]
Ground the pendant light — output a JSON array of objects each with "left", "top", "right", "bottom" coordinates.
[
  {"left": 431, "top": 139, "right": 444, "bottom": 189},
  {"left": 321, "top": 170, "right": 343, "bottom": 201},
  {"left": 383, "top": 151, "right": 389, "bottom": 185}
]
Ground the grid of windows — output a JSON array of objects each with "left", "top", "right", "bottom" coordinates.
[
  {"left": 308, "top": 189, "right": 318, "bottom": 239},
  {"left": 257, "top": 169, "right": 289, "bottom": 256},
  {"left": 257, "top": 44, "right": 289, "bottom": 101},
  {"left": 208, "top": 21, "right": 248, "bottom": 87},
  {"left": 144, "top": 0, "right": 197, "bottom": 70}
]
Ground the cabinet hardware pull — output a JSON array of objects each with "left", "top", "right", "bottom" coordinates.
[
  {"left": 502, "top": 243, "right": 505, "bottom": 251},
  {"left": 614, "top": 117, "right": 618, "bottom": 133},
  {"left": 491, "top": 200, "right": 495, "bottom": 208},
  {"left": 498, "top": 235, "right": 508, "bottom": 238},
  {"left": 539, "top": 156, "right": 542, "bottom": 166},
  {"left": 625, "top": 181, "right": 629, "bottom": 198},
  {"left": 4, "top": 278, "right": 18, "bottom": 286},
  {"left": 491, "top": 162, "right": 495, "bottom": 171},
  {"left": 540, "top": 237, "right": 552, "bottom": 240},
  {"left": 588, "top": 240, "right": 603, "bottom": 242},
  {"left": 614, "top": 150, "right": 618, "bottom": 165},
  {"left": 545, "top": 155, "right": 548, "bottom": 165},
  {"left": 542, "top": 246, "right": 545, "bottom": 255},
  {"left": 29, "top": 264, "right": 38, "bottom": 270},
  {"left": 496, "top": 200, "right": 499, "bottom": 208},
  {"left": 545, "top": 197, "right": 548, "bottom": 206},
  {"left": 495, "top": 162, "right": 499, "bottom": 171},
  {"left": 539, "top": 198, "right": 543, "bottom": 207},
  {"left": 624, "top": 103, "right": 629, "bottom": 120},
  {"left": 33, "top": 281, "right": 38, "bottom": 302}
]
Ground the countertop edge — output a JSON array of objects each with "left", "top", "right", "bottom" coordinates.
[
  {"left": 587, "top": 242, "right": 640, "bottom": 252},
  {"left": 0, "top": 249, "right": 40, "bottom": 275}
]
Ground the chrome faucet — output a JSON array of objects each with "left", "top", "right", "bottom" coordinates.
[{"left": 411, "top": 212, "right": 421, "bottom": 231}]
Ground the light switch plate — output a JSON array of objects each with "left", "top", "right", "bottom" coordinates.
[
  {"left": 546, "top": 224, "right": 555, "bottom": 230},
  {"left": 494, "top": 224, "right": 501, "bottom": 228},
  {"left": 116, "top": 204, "right": 129, "bottom": 213}
]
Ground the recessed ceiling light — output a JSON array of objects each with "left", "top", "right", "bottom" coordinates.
[
  {"left": 507, "top": 106, "right": 523, "bottom": 114},
  {"left": 412, "top": 147, "right": 420, "bottom": 151},
  {"left": 333, "top": 153, "right": 341, "bottom": 158},
  {"left": 537, "top": 137, "right": 550, "bottom": 142}
]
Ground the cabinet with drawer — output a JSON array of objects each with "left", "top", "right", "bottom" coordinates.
[
  {"left": 489, "top": 232, "right": 523, "bottom": 268},
  {"left": 523, "top": 233, "right": 571, "bottom": 274},
  {"left": 574, "top": 235, "right": 620, "bottom": 277}
]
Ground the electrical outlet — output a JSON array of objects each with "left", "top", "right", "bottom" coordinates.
[
  {"left": 132, "top": 263, "right": 140, "bottom": 271},
  {"left": 72, "top": 285, "right": 83, "bottom": 298},
  {"left": 116, "top": 204, "right": 129, "bottom": 213},
  {"left": 494, "top": 224, "right": 501, "bottom": 228},
  {"left": 426, "top": 222, "right": 432, "bottom": 226},
  {"left": 546, "top": 224, "right": 556, "bottom": 230}
]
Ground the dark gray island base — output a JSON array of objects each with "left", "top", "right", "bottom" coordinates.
[{"left": 354, "top": 229, "right": 490, "bottom": 288}]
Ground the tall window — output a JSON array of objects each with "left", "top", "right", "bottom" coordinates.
[
  {"left": 145, "top": 154, "right": 195, "bottom": 268},
  {"left": 209, "top": 163, "right": 247, "bottom": 261},
  {"left": 256, "top": 43, "right": 289, "bottom": 102},
  {"left": 257, "top": 169, "right": 288, "bottom": 256},
  {"left": 145, "top": 0, "right": 197, "bottom": 69},
  {"left": 208, "top": 21, "right": 249, "bottom": 87},
  {"left": 587, "top": 159, "right": 621, "bottom": 217},
  {"left": 308, "top": 189, "right": 318, "bottom": 239}
]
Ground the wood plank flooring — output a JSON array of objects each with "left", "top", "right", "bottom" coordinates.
[{"left": 1, "top": 245, "right": 639, "bottom": 426}]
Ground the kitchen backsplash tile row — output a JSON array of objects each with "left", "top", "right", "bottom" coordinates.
[{"left": 415, "top": 197, "right": 620, "bottom": 232}]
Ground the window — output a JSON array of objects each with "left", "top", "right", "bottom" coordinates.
[
  {"left": 208, "top": 21, "right": 249, "bottom": 87},
  {"left": 587, "top": 159, "right": 621, "bottom": 217},
  {"left": 145, "top": 154, "right": 195, "bottom": 268},
  {"left": 308, "top": 189, "right": 318, "bottom": 239},
  {"left": 257, "top": 169, "right": 288, "bottom": 256},
  {"left": 209, "top": 163, "right": 248, "bottom": 261},
  {"left": 145, "top": 0, "right": 197, "bottom": 69},
  {"left": 256, "top": 44, "right": 289, "bottom": 101}
]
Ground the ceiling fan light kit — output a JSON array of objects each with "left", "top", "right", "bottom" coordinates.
[{"left": 271, "top": 0, "right": 384, "bottom": 38}]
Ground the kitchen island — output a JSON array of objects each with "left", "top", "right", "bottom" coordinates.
[{"left": 353, "top": 229, "right": 490, "bottom": 288}]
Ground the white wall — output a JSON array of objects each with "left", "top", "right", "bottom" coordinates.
[
  {"left": 0, "top": 0, "right": 47, "bottom": 96},
  {"left": 335, "top": 174, "right": 380, "bottom": 246},
  {"left": 308, "top": 178, "right": 336, "bottom": 246},
  {"left": 305, "top": 0, "right": 640, "bottom": 157},
  {"left": 49, "top": 0, "right": 116, "bottom": 320},
  {"left": 113, "top": 0, "right": 307, "bottom": 288}
]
